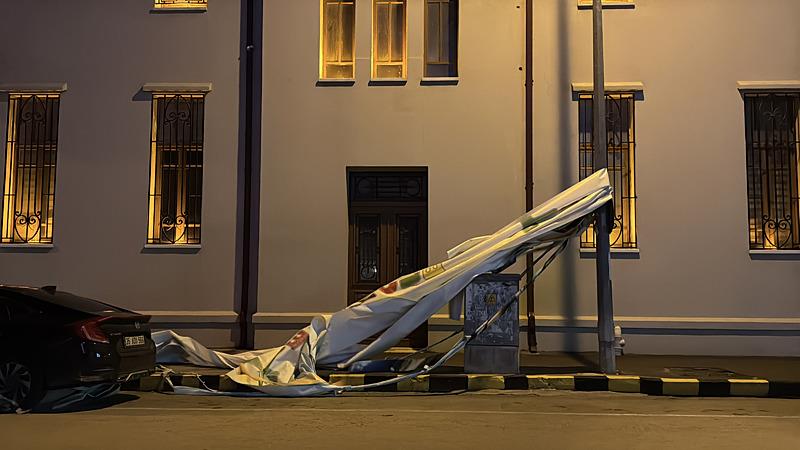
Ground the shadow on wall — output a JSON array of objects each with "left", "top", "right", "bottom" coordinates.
[{"left": 556, "top": 0, "right": 579, "bottom": 352}]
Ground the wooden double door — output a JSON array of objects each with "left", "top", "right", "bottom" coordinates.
[{"left": 347, "top": 168, "right": 428, "bottom": 348}]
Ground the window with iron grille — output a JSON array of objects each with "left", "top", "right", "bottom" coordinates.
[
  {"left": 153, "top": 0, "right": 207, "bottom": 9},
  {"left": 424, "top": 0, "right": 458, "bottom": 78},
  {"left": 578, "top": 93, "right": 638, "bottom": 249},
  {"left": 321, "top": 0, "right": 356, "bottom": 79},
  {"left": 372, "top": 0, "right": 407, "bottom": 79},
  {"left": 2, "top": 93, "right": 60, "bottom": 245},
  {"left": 147, "top": 94, "right": 205, "bottom": 245},
  {"left": 744, "top": 92, "right": 800, "bottom": 250}
]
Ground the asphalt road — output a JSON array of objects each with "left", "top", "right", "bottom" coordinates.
[{"left": 1, "top": 390, "right": 798, "bottom": 449}]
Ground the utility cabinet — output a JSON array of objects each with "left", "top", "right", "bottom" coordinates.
[{"left": 464, "top": 273, "right": 521, "bottom": 374}]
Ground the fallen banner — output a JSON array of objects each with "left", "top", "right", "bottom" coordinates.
[{"left": 154, "top": 169, "right": 613, "bottom": 396}]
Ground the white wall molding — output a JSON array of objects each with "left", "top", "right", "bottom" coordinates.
[
  {"left": 142, "top": 310, "right": 238, "bottom": 324},
  {"left": 251, "top": 312, "right": 800, "bottom": 331}
]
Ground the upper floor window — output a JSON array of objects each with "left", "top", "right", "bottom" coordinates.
[
  {"left": 154, "top": 0, "right": 207, "bottom": 9},
  {"left": 321, "top": 0, "right": 356, "bottom": 80},
  {"left": 2, "top": 93, "right": 60, "bottom": 245},
  {"left": 147, "top": 94, "right": 205, "bottom": 246},
  {"left": 424, "top": 0, "right": 458, "bottom": 78},
  {"left": 744, "top": 92, "right": 800, "bottom": 250},
  {"left": 372, "top": 0, "right": 407, "bottom": 79},
  {"left": 578, "top": 93, "right": 638, "bottom": 249}
]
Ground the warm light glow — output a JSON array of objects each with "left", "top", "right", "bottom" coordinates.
[
  {"left": 320, "top": 0, "right": 356, "bottom": 79},
  {"left": 2, "top": 93, "right": 60, "bottom": 244},
  {"left": 372, "top": 0, "right": 407, "bottom": 79},
  {"left": 579, "top": 93, "right": 638, "bottom": 249},
  {"left": 147, "top": 94, "right": 205, "bottom": 245}
]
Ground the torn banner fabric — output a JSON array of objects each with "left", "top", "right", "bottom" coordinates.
[{"left": 154, "top": 169, "right": 613, "bottom": 396}]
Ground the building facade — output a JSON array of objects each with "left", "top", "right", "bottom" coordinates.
[{"left": 1, "top": 0, "right": 798, "bottom": 356}]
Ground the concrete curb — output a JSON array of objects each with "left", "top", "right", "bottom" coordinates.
[{"left": 121, "top": 373, "right": 800, "bottom": 398}]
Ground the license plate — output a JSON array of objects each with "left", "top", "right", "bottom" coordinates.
[{"left": 124, "top": 335, "right": 146, "bottom": 347}]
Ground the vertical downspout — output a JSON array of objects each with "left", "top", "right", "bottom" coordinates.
[
  {"left": 237, "top": 0, "right": 262, "bottom": 349},
  {"left": 524, "top": 0, "right": 537, "bottom": 353}
]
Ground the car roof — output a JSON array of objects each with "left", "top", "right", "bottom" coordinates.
[{"left": 0, "top": 285, "right": 130, "bottom": 315}]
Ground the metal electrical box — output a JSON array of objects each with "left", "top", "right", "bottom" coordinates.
[{"left": 464, "top": 273, "right": 521, "bottom": 374}]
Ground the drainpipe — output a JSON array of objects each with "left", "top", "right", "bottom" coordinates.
[
  {"left": 524, "top": 0, "right": 537, "bottom": 353},
  {"left": 237, "top": 0, "right": 262, "bottom": 349}
]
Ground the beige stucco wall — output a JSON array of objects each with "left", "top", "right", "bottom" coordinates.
[
  {"left": 257, "top": 0, "right": 526, "bottom": 344},
  {"left": 0, "top": 0, "right": 242, "bottom": 344},
  {"left": 532, "top": 0, "right": 800, "bottom": 355}
]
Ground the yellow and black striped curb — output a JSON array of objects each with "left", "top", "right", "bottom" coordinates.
[{"left": 121, "top": 373, "right": 800, "bottom": 398}]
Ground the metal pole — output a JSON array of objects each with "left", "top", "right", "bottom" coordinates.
[{"left": 592, "top": 0, "right": 616, "bottom": 373}]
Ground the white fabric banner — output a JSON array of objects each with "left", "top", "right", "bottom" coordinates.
[{"left": 154, "top": 169, "right": 613, "bottom": 396}]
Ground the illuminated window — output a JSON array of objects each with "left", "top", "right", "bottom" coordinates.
[
  {"left": 424, "top": 0, "right": 458, "bottom": 78},
  {"left": 2, "top": 93, "right": 60, "bottom": 245},
  {"left": 744, "top": 92, "right": 800, "bottom": 250},
  {"left": 372, "top": 0, "right": 407, "bottom": 79},
  {"left": 321, "top": 0, "right": 356, "bottom": 79},
  {"left": 147, "top": 94, "right": 205, "bottom": 245},
  {"left": 153, "top": 0, "right": 207, "bottom": 9},
  {"left": 578, "top": 93, "right": 638, "bottom": 249}
]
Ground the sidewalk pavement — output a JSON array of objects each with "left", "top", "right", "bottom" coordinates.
[{"left": 122, "top": 351, "right": 800, "bottom": 398}]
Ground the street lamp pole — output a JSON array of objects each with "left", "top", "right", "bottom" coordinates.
[{"left": 592, "top": 0, "right": 617, "bottom": 373}]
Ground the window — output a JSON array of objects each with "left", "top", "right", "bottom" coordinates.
[
  {"left": 424, "top": 0, "right": 458, "bottom": 78},
  {"left": 321, "top": 1, "right": 356, "bottom": 79},
  {"left": 372, "top": 0, "right": 407, "bottom": 79},
  {"left": 578, "top": 93, "right": 638, "bottom": 249},
  {"left": 153, "top": 0, "right": 207, "bottom": 9},
  {"left": 2, "top": 93, "right": 60, "bottom": 245},
  {"left": 744, "top": 92, "right": 800, "bottom": 250},
  {"left": 147, "top": 94, "right": 205, "bottom": 245}
]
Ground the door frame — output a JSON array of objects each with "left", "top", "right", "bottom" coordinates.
[{"left": 346, "top": 166, "right": 429, "bottom": 347}]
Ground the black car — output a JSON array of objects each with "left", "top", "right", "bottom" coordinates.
[{"left": 0, "top": 286, "right": 155, "bottom": 410}]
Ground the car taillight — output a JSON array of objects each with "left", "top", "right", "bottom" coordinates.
[{"left": 73, "top": 317, "right": 110, "bottom": 343}]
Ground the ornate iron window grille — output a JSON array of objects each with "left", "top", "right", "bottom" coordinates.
[
  {"left": 744, "top": 92, "right": 800, "bottom": 250},
  {"left": 348, "top": 171, "right": 427, "bottom": 202},
  {"left": 321, "top": 0, "right": 356, "bottom": 79},
  {"left": 153, "top": 0, "right": 207, "bottom": 9},
  {"left": 2, "top": 93, "right": 60, "bottom": 244},
  {"left": 424, "top": 0, "right": 458, "bottom": 78},
  {"left": 147, "top": 94, "right": 205, "bottom": 245},
  {"left": 578, "top": 93, "right": 638, "bottom": 249}
]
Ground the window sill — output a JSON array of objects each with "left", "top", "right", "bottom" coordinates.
[
  {"left": 150, "top": 7, "right": 207, "bottom": 14},
  {"left": 577, "top": 2, "right": 635, "bottom": 10},
  {"left": 0, "top": 83, "right": 68, "bottom": 93},
  {"left": 421, "top": 77, "right": 459, "bottom": 86},
  {"left": 737, "top": 81, "right": 800, "bottom": 93},
  {"left": 749, "top": 250, "right": 800, "bottom": 260},
  {"left": 580, "top": 248, "right": 640, "bottom": 259},
  {"left": 142, "top": 244, "right": 201, "bottom": 254},
  {"left": 316, "top": 79, "right": 356, "bottom": 87},
  {"left": 0, "top": 243, "right": 54, "bottom": 252},
  {"left": 369, "top": 79, "right": 408, "bottom": 86}
]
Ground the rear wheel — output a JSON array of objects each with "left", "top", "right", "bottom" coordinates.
[{"left": 0, "top": 361, "right": 43, "bottom": 410}]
